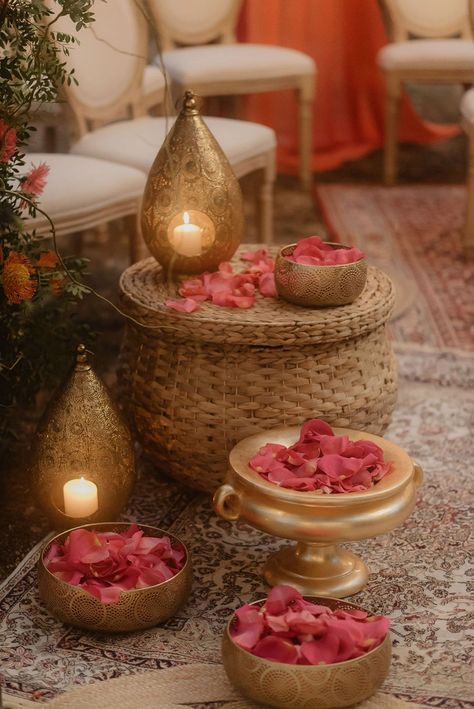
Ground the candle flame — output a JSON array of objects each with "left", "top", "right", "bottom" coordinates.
[{"left": 183, "top": 211, "right": 190, "bottom": 225}]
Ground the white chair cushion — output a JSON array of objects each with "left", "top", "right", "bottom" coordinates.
[
  {"left": 23, "top": 153, "right": 146, "bottom": 219},
  {"left": 143, "top": 64, "right": 167, "bottom": 99},
  {"left": 461, "top": 88, "right": 474, "bottom": 124},
  {"left": 71, "top": 116, "right": 276, "bottom": 174},
  {"left": 161, "top": 44, "right": 316, "bottom": 85},
  {"left": 378, "top": 39, "right": 474, "bottom": 72}
]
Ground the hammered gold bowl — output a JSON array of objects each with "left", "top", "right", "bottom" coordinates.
[
  {"left": 214, "top": 426, "right": 423, "bottom": 598},
  {"left": 222, "top": 596, "right": 391, "bottom": 709},
  {"left": 38, "top": 522, "right": 192, "bottom": 632},
  {"left": 274, "top": 243, "right": 367, "bottom": 307}
]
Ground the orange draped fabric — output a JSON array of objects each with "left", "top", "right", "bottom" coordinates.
[{"left": 238, "top": 0, "right": 459, "bottom": 172}]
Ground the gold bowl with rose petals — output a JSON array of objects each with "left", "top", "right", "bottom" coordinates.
[
  {"left": 213, "top": 426, "right": 422, "bottom": 598},
  {"left": 38, "top": 522, "right": 192, "bottom": 632},
  {"left": 222, "top": 595, "right": 392, "bottom": 709},
  {"left": 274, "top": 243, "right": 367, "bottom": 307}
]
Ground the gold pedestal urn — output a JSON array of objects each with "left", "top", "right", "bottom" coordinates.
[{"left": 214, "top": 426, "right": 423, "bottom": 598}]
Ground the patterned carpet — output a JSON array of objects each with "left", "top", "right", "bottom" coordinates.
[
  {"left": 0, "top": 347, "right": 473, "bottom": 708},
  {"left": 315, "top": 184, "right": 474, "bottom": 351}
]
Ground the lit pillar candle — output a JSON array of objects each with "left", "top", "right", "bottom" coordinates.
[
  {"left": 172, "top": 211, "right": 203, "bottom": 256},
  {"left": 63, "top": 477, "right": 98, "bottom": 518}
]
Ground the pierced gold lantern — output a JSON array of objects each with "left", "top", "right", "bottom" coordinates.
[
  {"left": 140, "top": 91, "right": 243, "bottom": 275},
  {"left": 32, "top": 345, "right": 136, "bottom": 529}
]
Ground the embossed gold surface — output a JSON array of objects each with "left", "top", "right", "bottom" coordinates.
[
  {"left": 214, "top": 426, "right": 423, "bottom": 598},
  {"left": 140, "top": 91, "right": 243, "bottom": 275},
  {"left": 32, "top": 345, "right": 136, "bottom": 529},
  {"left": 38, "top": 523, "right": 192, "bottom": 632},
  {"left": 275, "top": 243, "right": 367, "bottom": 307},
  {"left": 222, "top": 596, "right": 392, "bottom": 709}
]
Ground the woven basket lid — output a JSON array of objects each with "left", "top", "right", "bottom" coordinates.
[{"left": 119, "top": 245, "right": 395, "bottom": 346}]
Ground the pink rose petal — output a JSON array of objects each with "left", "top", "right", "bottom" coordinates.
[
  {"left": 253, "top": 636, "right": 299, "bottom": 664},
  {"left": 165, "top": 297, "right": 201, "bottom": 313},
  {"left": 265, "top": 584, "right": 302, "bottom": 615},
  {"left": 258, "top": 272, "right": 277, "bottom": 297},
  {"left": 300, "top": 634, "right": 340, "bottom": 665}
]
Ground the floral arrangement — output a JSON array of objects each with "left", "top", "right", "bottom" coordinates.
[
  {"left": 285, "top": 236, "right": 364, "bottom": 265},
  {"left": 166, "top": 248, "right": 276, "bottom": 313},
  {"left": 230, "top": 584, "right": 389, "bottom": 665},
  {"left": 45, "top": 524, "right": 186, "bottom": 604},
  {"left": 0, "top": 1, "right": 95, "bottom": 448},
  {"left": 249, "top": 419, "right": 392, "bottom": 493}
]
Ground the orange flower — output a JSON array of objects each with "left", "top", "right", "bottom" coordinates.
[
  {"left": 2, "top": 252, "right": 36, "bottom": 304},
  {"left": 37, "top": 250, "right": 59, "bottom": 269},
  {"left": 50, "top": 277, "right": 66, "bottom": 296},
  {"left": 0, "top": 119, "right": 17, "bottom": 162}
]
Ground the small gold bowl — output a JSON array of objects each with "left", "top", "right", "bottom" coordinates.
[
  {"left": 274, "top": 243, "right": 367, "bottom": 307},
  {"left": 38, "top": 522, "right": 192, "bottom": 632},
  {"left": 222, "top": 596, "right": 391, "bottom": 709}
]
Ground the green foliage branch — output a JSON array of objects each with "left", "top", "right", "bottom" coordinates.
[{"left": 0, "top": 0, "right": 96, "bottom": 444}]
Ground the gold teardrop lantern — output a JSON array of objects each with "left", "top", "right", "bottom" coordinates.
[
  {"left": 32, "top": 345, "right": 136, "bottom": 529},
  {"left": 141, "top": 91, "right": 243, "bottom": 275}
]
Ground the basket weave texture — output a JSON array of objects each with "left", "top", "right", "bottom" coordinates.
[{"left": 118, "top": 245, "right": 397, "bottom": 493}]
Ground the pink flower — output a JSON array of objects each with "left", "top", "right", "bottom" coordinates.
[
  {"left": 0, "top": 119, "right": 17, "bottom": 162},
  {"left": 21, "top": 162, "right": 49, "bottom": 196},
  {"left": 45, "top": 525, "right": 185, "bottom": 604},
  {"left": 230, "top": 584, "right": 390, "bottom": 665}
]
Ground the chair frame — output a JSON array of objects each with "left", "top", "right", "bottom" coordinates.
[
  {"left": 26, "top": 152, "right": 145, "bottom": 263},
  {"left": 462, "top": 113, "right": 474, "bottom": 258},
  {"left": 381, "top": 0, "right": 474, "bottom": 185},
  {"left": 147, "top": 0, "right": 314, "bottom": 188},
  {"left": 61, "top": 0, "right": 275, "bottom": 246}
]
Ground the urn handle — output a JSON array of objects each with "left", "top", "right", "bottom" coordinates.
[
  {"left": 413, "top": 461, "right": 424, "bottom": 487},
  {"left": 213, "top": 484, "right": 241, "bottom": 521}
]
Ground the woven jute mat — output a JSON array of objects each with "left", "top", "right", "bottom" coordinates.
[{"left": 2, "top": 664, "right": 423, "bottom": 709}]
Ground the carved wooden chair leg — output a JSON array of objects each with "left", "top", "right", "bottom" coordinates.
[
  {"left": 383, "top": 74, "right": 401, "bottom": 186},
  {"left": 298, "top": 86, "right": 314, "bottom": 190},
  {"left": 464, "top": 125, "right": 474, "bottom": 259},
  {"left": 127, "top": 212, "right": 147, "bottom": 264},
  {"left": 255, "top": 163, "right": 275, "bottom": 246}
]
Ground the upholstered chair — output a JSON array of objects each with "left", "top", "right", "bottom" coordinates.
[
  {"left": 146, "top": 0, "right": 315, "bottom": 188},
  {"left": 25, "top": 154, "right": 147, "bottom": 262},
  {"left": 53, "top": 0, "right": 276, "bottom": 248},
  {"left": 378, "top": 0, "right": 474, "bottom": 184}
]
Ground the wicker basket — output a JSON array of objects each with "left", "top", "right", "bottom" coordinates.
[{"left": 118, "top": 245, "right": 397, "bottom": 493}]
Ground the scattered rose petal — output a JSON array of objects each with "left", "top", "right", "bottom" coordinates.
[
  {"left": 165, "top": 249, "right": 277, "bottom": 313},
  {"left": 165, "top": 297, "right": 201, "bottom": 313}
]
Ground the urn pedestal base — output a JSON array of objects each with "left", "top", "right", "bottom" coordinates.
[{"left": 264, "top": 542, "right": 368, "bottom": 598}]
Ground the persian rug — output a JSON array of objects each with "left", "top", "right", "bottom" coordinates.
[
  {"left": 0, "top": 347, "right": 473, "bottom": 708},
  {"left": 315, "top": 184, "right": 474, "bottom": 351}
]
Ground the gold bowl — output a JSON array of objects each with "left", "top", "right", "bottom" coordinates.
[
  {"left": 222, "top": 596, "right": 392, "bottom": 709},
  {"left": 214, "top": 426, "right": 422, "bottom": 598},
  {"left": 274, "top": 243, "right": 367, "bottom": 307},
  {"left": 38, "top": 522, "right": 192, "bottom": 632}
]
